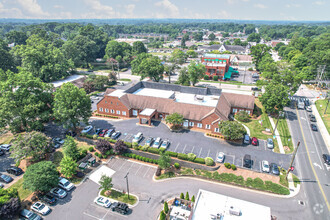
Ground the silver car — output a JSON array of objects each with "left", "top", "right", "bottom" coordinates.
[
  {"left": 152, "top": 137, "right": 162, "bottom": 148},
  {"left": 267, "top": 138, "right": 274, "bottom": 149}
]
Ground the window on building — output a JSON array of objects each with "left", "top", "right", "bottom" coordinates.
[
  {"left": 189, "top": 122, "right": 194, "bottom": 127},
  {"left": 205, "top": 124, "right": 211, "bottom": 129},
  {"left": 122, "top": 111, "right": 126, "bottom": 116},
  {"left": 105, "top": 108, "right": 109, "bottom": 113},
  {"left": 116, "top": 110, "right": 121, "bottom": 115},
  {"left": 215, "top": 128, "right": 220, "bottom": 133},
  {"left": 111, "top": 109, "right": 114, "bottom": 113},
  {"left": 111, "top": 101, "right": 113, "bottom": 104},
  {"left": 132, "top": 110, "right": 138, "bottom": 116},
  {"left": 99, "top": 108, "right": 103, "bottom": 112},
  {"left": 233, "top": 108, "right": 237, "bottom": 113},
  {"left": 221, "top": 69, "right": 223, "bottom": 74},
  {"left": 197, "top": 123, "right": 202, "bottom": 128},
  {"left": 246, "top": 110, "right": 251, "bottom": 115}
]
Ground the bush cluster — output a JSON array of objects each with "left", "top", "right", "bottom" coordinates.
[
  {"left": 187, "top": 153, "right": 196, "bottom": 161},
  {"left": 203, "top": 75, "right": 209, "bottom": 80},
  {"left": 95, "top": 114, "right": 119, "bottom": 119},
  {"left": 89, "top": 146, "right": 94, "bottom": 152},
  {"left": 213, "top": 75, "right": 219, "bottom": 81},
  {"left": 206, "top": 133, "right": 222, "bottom": 138},
  {"left": 123, "top": 153, "right": 158, "bottom": 164},
  {"left": 147, "top": 147, "right": 160, "bottom": 154},
  {"left": 194, "top": 158, "right": 205, "bottom": 164},
  {"left": 174, "top": 163, "right": 180, "bottom": 169},
  {"left": 235, "top": 111, "right": 250, "bottom": 122},
  {"left": 205, "top": 157, "right": 214, "bottom": 166},
  {"left": 224, "top": 163, "right": 231, "bottom": 169}
]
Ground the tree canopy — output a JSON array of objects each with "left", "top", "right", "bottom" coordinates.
[
  {"left": 138, "top": 56, "right": 164, "bottom": 82},
  {"left": 187, "top": 61, "right": 206, "bottom": 86},
  {"left": 62, "top": 136, "right": 80, "bottom": 161},
  {"left": 60, "top": 156, "right": 77, "bottom": 179},
  {"left": 218, "top": 121, "right": 246, "bottom": 140},
  {"left": 165, "top": 113, "right": 184, "bottom": 126}
]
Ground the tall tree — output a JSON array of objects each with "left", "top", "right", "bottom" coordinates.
[
  {"left": 165, "top": 113, "right": 184, "bottom": 129},
  {"left": 53, "top": 82, "right": 91, "bottom": 130},
  {"left": 247, "top": 33, "right": 261, "bottom": 43},
  {"left": 208, "top": 33, "right": 216, "bottom": 41},
  {"left": 60, "top": 156, "right": 77, "bottom": 179},
  {"left": 170, "top": 49, "right": 187, "bottom": 65},
  {"left": 187, "top": 61, "right": 206, "bottom": 86},
  {"left": 0, "top": 39, "right": 16, "bottom": 72},
  {"left": 250, "top": 44, "right": 271, "bottom": 71},
  {"left": 218, "top": 121, "right": 246, "bottom": 140},
  {"left": 158, "top": 152, "right": 171, "bottom": 170},
  {"left": 132, "top": 41, "right": 147, "bottom": 55},
  {"left": 138, "top": 56, "right": 164, "bottom": 82},
  {"left": 164, "top": 63, "right": 177, "bottom": 83},
  {"left": 260, "top": 82, "right": 290, "bottom": 114},
  {"left": 62, "top": 136, "right": 80, "bottom": 161},
  {"left": 177, "top": 67, "right": 190, "bottom": 86},
  {"left": 131, "top": 53, "right": 152, "bottom": 74},
  {"left": 99, "top": 175, "right": 113, "bottom": 192}
]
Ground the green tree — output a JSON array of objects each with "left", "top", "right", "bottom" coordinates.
[
  {"left": 169, "top": 49, "right": 188, "bottom": 65},
  {"left": 185, "top": 192, "right": 190, "bottom": 200},
  {"left": 139, "top": 56, "right": 164, "bottom": 82},
  {"left": 132, "top": 41, "right": 147, "bottom": 55},
  {"left": 164, "top": 201, "right": 169, "bottom": 214},
  {"left": 60, "top": 156, "right": 77, "bottom": 179},
  {"left": 23, "top": 161, "right": 59, "bottom": 193},
  {"left": 165, "top": 113, "right": 184, "bottom": 129},
  {"left": 180, "top": 193, "right": 184, "bottom": 199},
  {"left": 105, "top": 41, "right": 132, "bottom": 61},
  {"left": 177, "top": 67, "right": 190, "bottom": 86},
  {"left": 186, "top": 50, "right": 198, "bottom": 58},
  {"left": 187, "top": 61, "right": 206, "bottom": 86},
  {"left": 99, "top": 175, "right": 113, "bottom": 191},
  {"left": 158, "top": 152, "right": 171, "bottom": 170},
  {"left": 164, "top": 63, "right": 177, "bottom": 83},
  {"left": 224, "top": 40, "right": 231, "bottom": 45},
  {"left": 62, "top": 136, "right": 80, "bottom": 161},
  {"left": 208, "top": 33, "right": 216, "bottom": 41},
  {"left": 191, "top": 195, "right": 195, "bottom": 202},
  {"left": 0, "top": 188, "right": 20, "bottom": 219},
  {"left": 5, "top": 30, "right": 28, "bottom": 45},
  {"left": 260, "top": 82, "right": 290, "bottom": 114},
  {"left": 193, "top": 32, "right": 203, "bottom": 41},
  {"left": 274, "top": 42, "right": 285, "bottom": 51},
  {"left": 0, "top": 71, "right": 53, "bottom": 132},
  {"left": 218, "top": 121, "right": 246, "bottom": 140},
  {"left": 10, "top": 131, "right": 52, "bottom": 163},
  {"left": 235, "top": 111, "right": 250, "bottom": 122},
  {"left": 247, "top": 33, "right": 261, "bottom": 43},
  {"left": 181, "top": 38, "right": 186, "bottom": 48},
  {"left": 0, "top": 39, "right": 16, "bottom": 72},
  {"left": 131, "top": 53, "right": 152, "bottom": 74},
  {"left": 250, "top": 44, "right": 271, "bottom": 71},
  {"left": 222, "top": 32, "right": 230, "bottom": 38},
  {"left": 53, "top": 82, "right": 91, "bottom": 130},
  {"left": 159, "top": 211, "right": 166, "bottom": 220}
]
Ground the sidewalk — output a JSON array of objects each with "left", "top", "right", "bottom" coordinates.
[
  {"left": 287, "top": 172, "right": 300, "bottom": 197},
  {"left": 311, "top": 101, "right": 330, "bottom": 151},
  {"left": 268, "top": 116, "right": 285, "bottom": 154}
]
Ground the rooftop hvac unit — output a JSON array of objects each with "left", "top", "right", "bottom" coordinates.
[
  {"left": 229, "top": 206, "right": 241, "bottom": 216},
  {"left": 195, "top": 95, "right": 204, "bottom": 101}
]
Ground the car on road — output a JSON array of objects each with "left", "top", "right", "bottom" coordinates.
[
  {"left": 50, "top": 187, "right": 67, "bottom": 198},
  {"left": 161, "top": 140, "right": 170, "bottom": 149},
  {"left": 0, "top": 144, "right": 11, "bottom": 151},
  {"left": 132, "top": 132, "right": 143, "bottom": 143},
  {"left": 0, "top": 174, "right": 13, "bottom": 183},
  {"left": 31, "top": 201, "right": 51, "bottom": 215},
  {"left": 111, "top": 202, "right": 129, "bottom": 215},
  {"left": 145, "top": 137, "right": 154, "bottom": 146},
  {"left": 243, "top": 135, "right": 250, "bottom": 144},
  {"left": 58, "top": 177, "right": 74, "bottom": 191},
  {"left": 20, "top": 209, "right": 42, "bottom": 220},
  {"left": 111, "top": 131, "right": 121, "bottom": 139},
  {"left": 53, "top": 138, "right": 64, "bottom": 145},
  {"left": 309, "top": 114, "right": 316, "bottom": 122},
  {"left": 243, "top": 154, "right": 252, "bottom": 168},
  {"left": 267, "top": 138, "right": 274, "bottom": 149},
  {"left": 99, "top": 129, "right": 108, "bottom": 137},
  {"left": 6, "top": 167, "right": 23, "bottom": 176},
  {"left": 0, "top": 149, "right": 4, "bottom": 156},
  {"left": 152, "top": 137, "right": 162, "bottom": 148},
  {"left": 216, "top": 152, "right": 225, "bottom": 163},
  {"left": 81, "top": 125, "right": 93, "bottom": 134},
  {"left": 306, "top": 106, "right": 312, "bottom": 112},
  {"left": 322, "top": 154, "right": 330, "bottom": 165},
  {"left": 262, "top": 160, "right": 270, "bottom": 173},
  {"left": 270, "top": 163, "right": 280, "bottom": 175},
  {"left": 105, "top": 129, "right": 115, "bottom": 138},
  {"left": 94, "top": 196, "right": 112, "bottom": 208},
  {"left": 0, "top": 183, "right": 3, "bottom": 188},
  {"left": 310, "top": 124, "right": 318, "bottom": 131},
  {"left": 251, "top": 87, "right": 261, "bottom": 91},
  {"left": 251, "top": 137, "right": 258, "bottom": 146},
  {"left": 39, "top": 193, "right": 57, "bottom": 206},
  {"left": 94, "top": 128, "right": 102, "bottom": 135}
]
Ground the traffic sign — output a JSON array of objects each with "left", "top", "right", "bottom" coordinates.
[{"left": 290, "top": 166, "right": 295, "bottom": 171}]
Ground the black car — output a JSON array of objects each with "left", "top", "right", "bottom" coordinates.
[
  {"left": 251, "top": 87, "right": 261, "bottom": 91},
  {"left": 6, "top": 167, "right": 23, "bottom": 176},
  {"left": 94, "top": 128, "right": 102, "bottom": 135},
  {"left": 309, "top": 114, "right": 316, "bottom": 122},
  {"left": 310, "top": 124, "right": 318, "bottom": 131},
  {"left": 304, "top": 99, "right": 310, "bottom": 106},
  {"left": 270, "top": 163, "right": 280, "bottom": 175},
  {"left": 65, "top": 130, "right": 77, "bottom": 137},
  {"left": 111, "top": 202, "right": 129, "bottom": 215},
  {"left": 0, "top": 149, "right": 4, "bottom": 156},
  {"left": 322, "top": 154, "right": 330, "bottom": 165},
  {"left": 243, "top": 154, "right": 252, "bottom": 168},
  {"left": 0, "top": 174, "right": 13, "bottom": 183},
  {"left": 39, "top": 193, "right": 57, "bottom": 206}
]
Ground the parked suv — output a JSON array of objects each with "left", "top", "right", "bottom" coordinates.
[
  {"left": 243, "top": 135, "right": 250, "bottom": 144},
  {"left": 6, "top": 167, "right": 23, "bottom": 176},
  {"left": 111, "top": 202, "right": 129, "bottom": 215},
  {"left": 132, "top": 132, "right": 143, "bottom": 143},
  {"left": 243, "top": 154, "right": 252, "bottom": 168}
]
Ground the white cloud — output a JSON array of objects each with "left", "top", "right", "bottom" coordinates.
[
  {"left": 16, "top": 0, "right": 49, "bottom": 17},
  {"left": 313, "top": 1, "right": 325, "bottom": 5},
  {"left": 227, "top": 0, "right": 249, "bottom": 3},
  {"left": 53, "top": 5, "right": 64, "bottom": 9},
  {"left": 254, "top": 3, "right": 267, "bottom": 9},
  {"left": 286, "top": 4, "right": 301, "bottom": 8},
  {"left": 84, "top": 0, "right": 117, "bottom": 18},
  {"left": 155, "top": 0, "right": 179, "bottom": 17},
  {"left": 0, "top": 2, "right": 23, "bottom": 18},
  {"left": 125, "top": 4, "right": 135, "bottom": 15}
]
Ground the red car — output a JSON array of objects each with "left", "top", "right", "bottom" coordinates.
[
  {"left": 251, "top": 137, "right": 258, "bottom": 146},
  {"left": 99, "top": 129, "right": 108, "bottom": 137}
]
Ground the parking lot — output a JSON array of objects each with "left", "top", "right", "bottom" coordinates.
[
  {"left": 0, "top": 150, "right": 22, "bottom": 188},
  {"left": 231, "top": 70, "right": 258, "bottom": 84},
  {"left": 88, "top": 118, "right": 291, "bottom": 173}
]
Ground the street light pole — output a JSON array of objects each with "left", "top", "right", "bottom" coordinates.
[
  {"left": 272, "top": 111, "right": 282, "bottom": 136},
  {"left": 286, "top": 141, "right": 300, "bottom": 180},
  {"left": 124, "top": 172, "right": 130, "bottom": 199}
]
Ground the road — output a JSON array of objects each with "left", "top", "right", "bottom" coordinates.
[{"left": 285, "top": 102, "right": 330, "bottom": 219}]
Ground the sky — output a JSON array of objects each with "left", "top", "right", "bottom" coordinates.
[{"left": 0, "top": 0, "right": 329, "bottom": 21}]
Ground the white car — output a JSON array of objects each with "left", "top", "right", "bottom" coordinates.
[
  {"left": 216, "top": 152, "right": 225, "bottom": 163},
  {"left": 94, "top": 196, "right": 112, "bottom": 208},
  {"left": 53, "top": 138, "right": 64, "bottom": 145},
  {"left": 0, "top": 144, "right": 11, "bottom": 151},
  {"left": 161, "top": 140, "right": 170, "bottom": 149},
  {"left": 262, "top": 160, "right": 270, "bottom": 173},
  {"left": 81, "top": 125, "right": 93, "bottom": 134},
  {"left": 152, "top": 137, "right": 162, "bottom": 148},
  {"left": 58, "top": 177, "right": 74, "bottom": 191},
  {"left": 31, "top": 201, "right": 51, "bottom": 215},
  {"left": 132, "top": 132, "right": 143, "bottom": 143},
  {"left": 50, "top": 187, "right": 67, "bottom": 199},
  {"left": 306, "top": 106, "right": 312, "bottom": 112}
]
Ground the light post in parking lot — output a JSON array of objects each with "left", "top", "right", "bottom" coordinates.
[
  {"left": 124, "top": 172, "right": 130, "bottom": 199},
  {"left": 286, "top": 141, "right": 300, "bottom": 180}
]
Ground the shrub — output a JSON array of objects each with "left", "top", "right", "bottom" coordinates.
[
  {"left": 177, "top": 153, "right": 188, "bottom": 160},
  {"left": 81, "top": 149, "right": 87, "bottom": 155},
  {"left": 203, "top": 75, "right": 209, "bottom": 80},
  {"left": 166, "top": 151, "right": 178, "bottom": 157},
  {"left": 205, "top": 157, "right": 214, "bottom": 166},
  {"left": 132, "top": 142, "right": 138, "bottom": 148},
  {"left": 191, "top": 195, "right": 195, "bottom": 202},
  {"left": 187, "top": 153, "right": 196, "bottom": 161},
  {"left": 194, "top": 158, "right": 205, "bottom": 164},
  {"left": 89, "top": 146, "right": 94, "bottom": 152},
  {"left": 160, "top": 211, "right": 166, "bottom": 220},
  {"left": 246, "top": 177, "right": 253, "bottom": 187},
  {"left": 248, "top": 67, "right": 253, "bottom": 71},
  {"left": 133, "top": 146, "right": 139, "bottom": 150},
  {"left": 213, "top": 75, "right": 219, "bottom": 81},
  {"left": 156, "top": 167, "right": 162, "bottom": 176},
  {"left": 224, "top": 163, "right": 231, "bottom": 169},
  {"left": 102, "top": 155, "right": 107, "bottom": 159},
  {"left": 92, "top": 134, "right": 98, "bottom": 140},
  {"left": 180, "top": 193, "right": 184, "bottom": 199},
  {"left": 185, "top": 192, "right": 189, "bottom": 201},
  {"left": 252, "top": 177, "right": 264, "bottom": 189},
  {"left": 148, "top": 148, "right": 160, "bottom": 154},
  {"left": 231, "top": 164, "right": 237, "bottom": 170},
  {"left": 235, "top": 111, "right": 250, "bottom": 122},
  {"left": 235, "top": 175, "right": 245, "bottom": 185},
  {"left": 174, "top": 163, "right": 180, "bottom": 169},
  {"left": 195, "top": 169, "right": 202, "bottom": 175},
  {"left": 94, "top": 152, "right": 99, "bottom": 157},
  {"left": 264, "top": 181, "right": 290, "bottom": 195},
  {"left": 159, "top": 147, "right": 166, "bottom": 153},
  {"left": 164, "top": 201, "right": 169, "bottom": 214},
  {"left": 142, "top": 145, "right": 149, "bottom": 151},
  {"left": 125, "top": 142, "right": 132, "bottom": 148},
  {"left": 85, "top": 134, "right": 93, "bottom": 139}
]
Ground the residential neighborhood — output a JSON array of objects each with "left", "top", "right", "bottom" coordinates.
[{"left": 0, "top": 1, "right": 329, "bottom": 220}]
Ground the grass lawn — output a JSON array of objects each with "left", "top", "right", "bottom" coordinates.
[
  {"left": 292, "top": 174, "right": 300, "bottom": 187},
  {"left": 315, "top": 99, "right": 330, "bottom": 134},
  {"left": 75, "top": 140, "right": 93, "bottom": 151},
  {"left": 101, "top": 189, "right": 137, "bottom": 205},
  {"left": 277, "top": 118, "right": 294, "bottom": 153},
  {"left": 8, "top": 178, "right": 32, "bottom": 201},
  {"left": 200, "top": 80, "right": 251, "bottom": 86},
  {"left": 156, "top": 172, "right": 175, "bottom": 180},
  {"left": 119, "top": 78, "right": 131, "bottom": 81}
]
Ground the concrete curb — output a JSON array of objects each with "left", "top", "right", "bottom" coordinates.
[
  {"left": 269, "top": 116, "right": 285, "bottom": 154},
  {"left": 312, "top": 102, "right": 330, "bottom": 152},
  {"left": 97, "top": 188, "right": 140, "bottom": 208}
]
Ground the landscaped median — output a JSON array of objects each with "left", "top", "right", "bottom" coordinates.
[{"left": 100, "top": 189, "right": 138, "bottom": 206}]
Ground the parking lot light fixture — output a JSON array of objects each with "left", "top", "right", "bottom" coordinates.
[{"left": 124, "top": 172, "right": 130, "bottom": 199}]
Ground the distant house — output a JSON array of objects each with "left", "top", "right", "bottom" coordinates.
[
  {"left": 230, "top": 55, "right": 253, "bottom": 65},
  {"left": 197, "top": 44, "right": 221, "bottom": 53},
  {"left": 219, "top": 44, "right": 249, "bottom": 55}
]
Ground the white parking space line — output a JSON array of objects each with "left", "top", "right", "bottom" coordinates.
[
  {"left": 207, "top": 149, "right": 210, "bottom": 157},
  {"left": 118, "top": 160, "right": 127, "bottom": 171},
  {"left": 191, "top": 146, "right": 195, "bottom": 153},
  {"left": 83, "top": 212, "right": 100, "bottom": 220},
  {"left": 127, "top": 162, "right": 134, "bottom": 172},
  {"left": 143, "top": 167, "right": 151, "bottom": 178},
  {"left": 215, "top": 151, "right": 219, "bottom": 160},
  {"left": 135, "top": 164, "right": 143, "bottom": 175},
  {"left": 182, "top": 144, "right": 187, "bottom": 154},
  {"left": 108, "top": 159, "right": 119, "bottom": 169},
  {"left": 198, "top": 148, "right": 203, "bottom": 157},
  {"left": 174, "top": 143, "right": 180, "bottom": 152}
]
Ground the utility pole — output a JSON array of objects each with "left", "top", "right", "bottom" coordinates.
[
  {"left": 124, "top": 172, "right": 130, "bottom": 199},
  {"left": 243, "top": 65, "right": 247, "bottom": 84},
  {"left": 324, "top": 92, "right": 329, "bottom": 115},
  {"left": 272, "top": 111, "right": 282, "bottom": 136},
  {"left": 286, "top": 141, "right": 300, "bottom": 180},
  {"left": 316, "top": 65, "right": 326, "bottom": 89}
]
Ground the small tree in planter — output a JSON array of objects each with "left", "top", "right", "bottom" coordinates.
[
  {"left": 185, "top": 192, "right": 190, "bottom": 200},
  {"left": 99, "top": 175, "right": 113, "bottom": 196},
  {"left": 180, "top": 193, "right": 184, "bottom": 199},
  {"left": 191, "top": 195, "right": 195, "bottom": 202},
  {"left": 160, "top": 211, "right": 166, "bottom": 220},
  {"left": 96, "top": 139, "right": 112, "bottom": 154},
  {"left": 164, "top": 201, "right": 169, "bottom": 214},
  {"left": 158, "top": 152, "right": 171, "bottom": 170},
  {"left": 235, "top": 111, "right": 250, "bottom": 122},
  {"left": 165, "top": 112, "right": 184, "bottom": 130}
]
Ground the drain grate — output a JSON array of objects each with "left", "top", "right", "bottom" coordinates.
[{"left": 298, "top": 201, "right": 305, "bottom": 206}]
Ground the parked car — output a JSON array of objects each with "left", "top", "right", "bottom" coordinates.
[
  {"left": 309, "top": 114, "right": 316, "bottom": 122},
  {"left": 94, "top": 128, "right": 102, "bottom": 135},
  {"left": 0, "top": 144, "right": 11, "bottom": 151},
  {"left": 111, "top": 131, "right": 121, "bottom": 139},
  {"left": 152, "top": 137, "right": 162, "bottom": 148},
  {"left": 111, "top": 202, "right": 129, "bottom": 215},
  {"left": 304, "top": 99, "right": 310, "bottom": 106},
  {"left": 6, "top": 167, "right": 23, "bottom": 176},
  {"left": 216, "top": 152, "right": 225, "bottom": 163},
  {"left": 243, "top": 135, "right": 250, "bottom": 144},
  {"left": 94, "top": 196, "right": 112, "bottom": 208},
  {"left": 105, "top": 129, "right": 115, "bottom": 138},
  {"left": 145, "top": 137, "right": 154, "bottom": 146},
  {"left": 31, "top": 201, "right": 51, "bottom": 215},
  {"left": 267, "top": 138, "right": 274, "bottom": 149},
  {"left": 251, "top": 87, "right": 261, "bottom": 91},
  {"left": 270, "top": 163, "right": 280, "bottom": 175},
  {"left": 132, "top": 132, "right": 143, "bottom": 143},
  {"left": 20, "top": 209, "right": 42, "bottom": 220},
  {"left": 0, "top": 149, "right": 4, "bottom": 156},
  {"left": 243, "top": 154, "right": 252, "bottom": 168},
  {"left": 0, "top": 174, "right": 13, "bottom": 183},
  {"left": 81, "top": 125, "right": 93, "bottom": 134},
  {"left": 161, "top": 140, "right": 170, "bottom": 149},
  {"left": 0, "top": 183, "right": 3, "bottom": 188},
  {"left": 262, "top": 160, "right": 270, "bottom": 173},
  {"left": 50, "top": 187, "right": 67, "bottom": 198},
  {"left": 310, "top": 124, "right": 318, "bottom": 131},
  {"left": 322, "top": 154, "right": 330, "bottom": 165},
  {"left": 251, "top": 137, "right": 258, "bottom": 146},
  {"left": 58, "top": 177, "right": 74, "bottom": 191},
  {"left": 306, "top": 106, "right": 312, "bottom": 112},
  {"left": 65, "top": 130, "right": 77, "bottom": 137},
  {"left": 52, "top": 138, "right": 64, "bottom": 145},
  {"left": 99, "top": 129, "right": 108, "bottom": 137},
  {"left": 39, "top": 193, "right": 57, "bottom": 206}
]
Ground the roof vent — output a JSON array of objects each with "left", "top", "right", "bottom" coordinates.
[{"left": 195, "top": 95, "right": 204, "bottom": 101}]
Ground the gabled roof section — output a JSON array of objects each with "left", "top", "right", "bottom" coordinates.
[
  {"left": 222, "top": 93, "right": 255, "bottom": 109},
  {"left": 223, "top": 44, "right": 247, "bottom": 52}
]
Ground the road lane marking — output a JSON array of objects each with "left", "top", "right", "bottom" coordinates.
[
  {"left": 83, "top": 212, "right": 101, "bottom": 220},
  {"left": 313, "top": 163, "right": 323, "bottom": 170},
  {"left": 198, "top": 148, "right": 203, "bottom": 157},
  {"left": 135, "top": 164, "right": 142, "bottom": 175},
  {"left": 174, "top": 143, "right": 180, "bottom": 152},
  {"left": 296, "top": 107, "right": 330, "bottom": 211},
  {"left": 127, "top": 162, "right": 134, "bottom": 172},
  {"left": 143, "top": 167, "right": 151, "bottom": 178},
  {"left": 118, "top": 160, "right": 127, "bottom": 171}
]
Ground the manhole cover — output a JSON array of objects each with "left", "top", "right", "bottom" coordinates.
[{"left": 298, "top": 201, "right": 305, "bottom": 206}]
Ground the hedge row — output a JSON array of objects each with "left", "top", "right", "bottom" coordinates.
[
  {"left": 123, "top": 153, "right": 158, "bottom": 164},
  {"left": 95, "top": 114, "right": 119, "bottom": 119}
]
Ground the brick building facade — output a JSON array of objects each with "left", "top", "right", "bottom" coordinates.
[{"left": 201, "top": 54, "right": 231, "bottom": 80}]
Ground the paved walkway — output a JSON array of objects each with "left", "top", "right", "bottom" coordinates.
[
  {"left": 311, "top": 100, "right": 330, "bottom": 152},
  {"left": 269, "top": 117, "right": 285, "bottom": 154}
]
